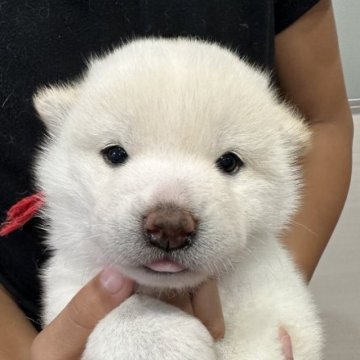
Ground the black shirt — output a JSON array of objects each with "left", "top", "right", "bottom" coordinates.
[{"left": 0, "top": 0, "right": 319, "bottom": 329}]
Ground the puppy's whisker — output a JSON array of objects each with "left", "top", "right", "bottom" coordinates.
[{"left": 290, "top": 220, "right": 318, "bottom": 236}]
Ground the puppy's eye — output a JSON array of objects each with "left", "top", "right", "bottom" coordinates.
[
  {"left": 102, "top": 145, "right": 128, "bottom": 165},
  {"left": 216, "top": 152, "right": 244, "bottom": 174}
]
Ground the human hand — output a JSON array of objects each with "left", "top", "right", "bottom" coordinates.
[
  {"left": 30, "top": 268, "right": 134, "bottom": 360},
  {"left": 31, "top": 271, "right": 292, "bottom": 360}
]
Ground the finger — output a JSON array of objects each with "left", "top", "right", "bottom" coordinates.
[
  {"left": 159, "top": 291, "right": 194, "bottom": 315},
  {"left": 31, "top": 267, "right": 133, "bottom": 360},
  {"left": 279, "top": 327, "right": 293, "bottom": 360},
  {"left": 191, "top": 278, "right": 225, "bottom": 340}
]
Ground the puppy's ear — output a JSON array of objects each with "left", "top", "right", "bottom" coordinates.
[
  {"left": 280, "top": 112, "right": 311, "bottom": 159},
  {"left": 33, "top": 83, "right": 77, "bottom": 135}
]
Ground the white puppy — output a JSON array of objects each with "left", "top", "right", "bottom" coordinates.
[{"left": 34, "top": 38, "right": 323, "bottom": 359}]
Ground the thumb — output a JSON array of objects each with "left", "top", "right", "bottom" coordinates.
[{"left": 31, "top": 267, "right": 133, "bottom": 360}]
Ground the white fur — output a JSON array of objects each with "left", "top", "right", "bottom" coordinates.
[{"left": 34, "top": 38, "right": 322, "bottom": 359}]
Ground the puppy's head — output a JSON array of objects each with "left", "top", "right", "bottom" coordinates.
[{"left": 34, "top": 39, "right": 309, "bottom": 289}]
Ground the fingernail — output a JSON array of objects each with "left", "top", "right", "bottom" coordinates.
[{"left": 100, "top": 267, "right": 125, "bottom": 294}]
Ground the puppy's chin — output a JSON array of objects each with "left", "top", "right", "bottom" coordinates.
[{"left": 120, "top": 265, "right": 207, "bottom": 290}]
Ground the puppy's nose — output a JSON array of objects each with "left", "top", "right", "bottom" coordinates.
[{"left": 144, "top": 206, "right": 196, "bottom": 251}]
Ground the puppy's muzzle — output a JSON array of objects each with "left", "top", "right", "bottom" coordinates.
[{"left": 144, "top": 205, "right": 196, "bottom": 252}]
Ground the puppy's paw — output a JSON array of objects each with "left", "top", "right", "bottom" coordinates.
[{"left": 82, "top": 295, "right": 216, "bottom": 360}]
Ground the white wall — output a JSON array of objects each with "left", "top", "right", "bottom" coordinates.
[
  {"left": 333, "top": 0, "right": 360, "bottom": 101},
  {"left": 310, "top": 112, "right": 360, "bottom": 360}
]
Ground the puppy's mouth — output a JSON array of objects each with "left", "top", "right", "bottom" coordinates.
[
  {"left": 143, "top": 259, "right": 187, "bottom": 274},
  {"left": 124, "top": 257, "right": 205, "bottom": 289}
]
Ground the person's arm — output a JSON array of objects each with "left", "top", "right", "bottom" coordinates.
[
  {"left": 0, "top": 284, "right": 38, "bottom": 359},
  {"left": 275, "top": 0, "right": 353, "bottom": 282}
]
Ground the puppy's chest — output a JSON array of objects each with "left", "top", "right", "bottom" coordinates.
[{"left": 218, "top": 246, "right": 295, "bottom": 318}]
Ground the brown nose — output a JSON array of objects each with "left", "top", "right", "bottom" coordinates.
[{"left": 144, "top": 206, "right": 196, "bottom": 251}]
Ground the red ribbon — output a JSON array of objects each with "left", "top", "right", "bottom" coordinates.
[{"left": 0, "top": 193, "right": 45, "bottom": 236}]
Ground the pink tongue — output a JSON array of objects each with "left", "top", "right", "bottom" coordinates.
[{"left": 146, "top": 260, "right": 185, "bottom": 273}]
